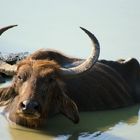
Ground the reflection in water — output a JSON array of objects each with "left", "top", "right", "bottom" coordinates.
[
  {"left": 0, "top": 81, "right": 140, "bottom": 140},
  {"left": 2, "top": 104, "right": 139, "bottom": 140},
  {"left": 44, "top": 105, "right": 140, "bottom": 140}
]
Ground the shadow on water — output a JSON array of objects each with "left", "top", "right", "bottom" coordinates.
[{"left": 8, "top": 104, "right": 140, "bottom": 140}]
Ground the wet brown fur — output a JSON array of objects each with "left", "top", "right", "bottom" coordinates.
[{"left": 0, "top": 49, "right": 140, "bottom": 127}]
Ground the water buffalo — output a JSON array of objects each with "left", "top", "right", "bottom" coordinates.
[{"left": 0, "top": 25, "right": 140, "bottom": 128}]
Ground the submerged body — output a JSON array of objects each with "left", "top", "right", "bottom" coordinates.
[
  {"left": 65, "top": 59, "right": 140, "bottom": 111},
  {"left": 30, "top": 50, "right": 140, "bottom": 111},
  {"left": 0, "top": 25, "right": 140, "bottom": 128}
]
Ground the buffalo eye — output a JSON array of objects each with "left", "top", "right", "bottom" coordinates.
[
  {"left": 17, "top": 75, "right": 22, "bottom": 80},
  {"left": 17, "top": 74, "right": 26, "bottom": 82}
]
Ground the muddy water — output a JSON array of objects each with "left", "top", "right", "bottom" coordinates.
[{"left": 1, "top": 82, "right": 140, "bottom": 140}]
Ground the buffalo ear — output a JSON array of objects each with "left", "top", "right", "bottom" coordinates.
[
  {"left": 0, "top": 86, "right": 16, "bottom": 106},
  {"left": 59, "top": 95, "right": 79, "bottom": 124}
]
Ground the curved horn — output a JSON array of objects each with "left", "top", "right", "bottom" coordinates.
[
  {"left": 60, "top": 27, "right": 100, "bottom": 78},
  {"left": 0, "top": 25, "right": 18, "bottom": 76},
  {"left": 0, "top": 25, "right": 17, "bottom": 36},
  {"left": 0, "top": 61, "right": 17, "bottom": 76}
]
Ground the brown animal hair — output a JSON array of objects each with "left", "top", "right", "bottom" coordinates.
[
  {"left": 0, "top": 59, "right": 79, "bottom": 127},
  {"left": 0, "top": 25, "right": 100, "bottom": 128}
]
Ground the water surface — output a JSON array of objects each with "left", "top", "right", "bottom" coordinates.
[{"left": 0, "top": 82, "right": 140, "bottom": 140}]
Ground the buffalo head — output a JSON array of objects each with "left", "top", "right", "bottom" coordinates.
[{"left": 0, "top": 25, "right": 100, "bottom": 128}]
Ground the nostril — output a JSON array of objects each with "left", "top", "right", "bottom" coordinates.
[
  {"left": 20, "top": 100, "right": 40, "bottom": 111},
  {"left": 20, "top": 101, "right": 28, "bottom": 110},
  {"left": 20, "top": 102, "right": 25, "bottom": 108}
]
